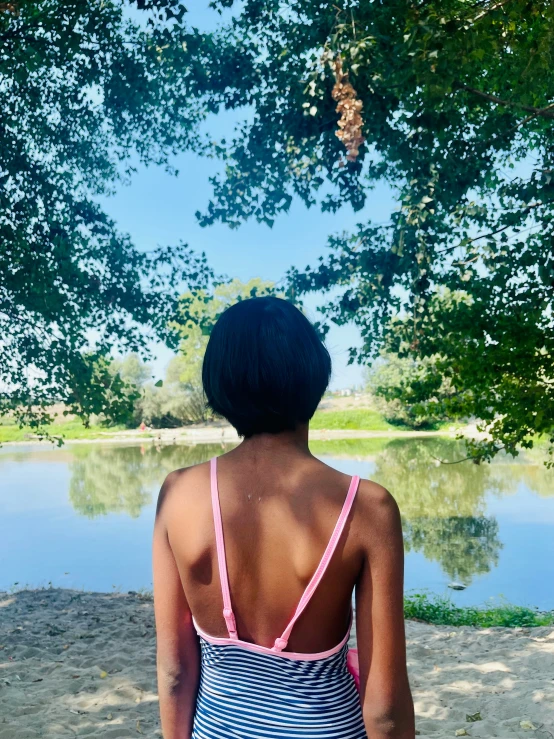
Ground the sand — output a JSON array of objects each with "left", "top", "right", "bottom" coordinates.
[{"left": 0, "top": 589, "right": 552, "bottom": 738}]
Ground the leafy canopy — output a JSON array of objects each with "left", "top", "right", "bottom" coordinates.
[
  {"left": 181, "top": 0, "right": 554, "bottom": 461},
  {"left": 0, "top": 0, "right": 213, "bottom": 430}
]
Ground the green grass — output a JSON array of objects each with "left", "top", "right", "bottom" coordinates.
[
  {"left": 311, "top": 408, "right": 402, "bottom": 431},
  {"left": 311, "top": 408, "right": 455, "bottom": 433},
  {"left": 0, "top": 419, "right": 127, "bottom": 443},
  {"left": 404, "top": 592, "right": 554, "bottom": 628}
]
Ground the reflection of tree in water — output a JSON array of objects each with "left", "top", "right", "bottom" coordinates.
[
  {"left": 490, "top": 460, "right": 554, "bottom": 499},
  {"left": 372, "top": 438, "right": 505, "bottom": 517},
  {"left": 69, "top": 443, "right": 234, "bottom": 518},
  {"left": 371, "top": 439, "right": 504, "bottom": 584},
  {"left": 310, "top": 437, "right": 390, "bottom": 459},
  {"left": 403, "top": 517, "right": 501, "bottom": 584},
  {"left": 66, "top": 438, "right": 552, "bottom": 583}
]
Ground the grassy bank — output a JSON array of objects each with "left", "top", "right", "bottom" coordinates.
[
  {"left": 404, "top": 593, "right": 554, "bottom": 628},
  {"left": 311, "top": 408, "right": 452, "bottom": 433},
  {"left": 311, "top": 408, "right": 403, "bottom": 431},
  {"left": 1, "top": 408, "right": 437, "bottom": 444},
  {"left": 0, "top": 419, "right": 126, "bottom": 444}
]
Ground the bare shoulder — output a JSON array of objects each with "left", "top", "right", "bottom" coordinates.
[
  {"left": 353, "top": 478, "right": 402, "bottom": 547},
  {"left": 155, "top": 461, "right": 210, "bottom": 519}
]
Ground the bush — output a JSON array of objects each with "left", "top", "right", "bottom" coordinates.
[
  {"left": 365, "top": 354, "right": 453, "bottom": 430},
  {"left": 135, "top": 384, "right": 212, "bottom": 428}
]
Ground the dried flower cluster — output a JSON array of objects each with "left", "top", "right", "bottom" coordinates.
[
  {"left": 0, "top": 2, "right": 19, "bottom": 14},
  {"left": 331, "top": 57, "right": 365, "bottom": 162}
]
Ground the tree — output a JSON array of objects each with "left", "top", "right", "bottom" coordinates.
[
  {"left": 87, "top": 353, "right": 153, "bottom": 427},
  {"left": 0, "top": 0, "right": 213, "bottom": 432},
  {"left": 112, "top": 354, "right": 153, "bottom": 390},
  {"left": 180, "top": 0, "right": 554, "bottom": 462},
  {"left": 132, "top": 278, "right": 276, "bottom": 427},
  {"left": 365, "top": 352, "right": 453, "bottom": 429},
  {"left": 167, "top": 276, "right": 276, "bottom": 387},
  {"left": 67, "top": 353, "right": 141, "bottom": 428}
]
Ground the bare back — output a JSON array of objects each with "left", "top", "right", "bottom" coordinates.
[{"left": 161, "top": 448, "right": 365, "bottom": 652}]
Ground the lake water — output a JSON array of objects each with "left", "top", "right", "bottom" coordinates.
[{"left": 1, "top": 438, "right": 553, "bottom": 609}]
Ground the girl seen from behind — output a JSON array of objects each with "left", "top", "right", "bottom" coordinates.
[{"left": 153, "top": 296, "right": 414, "bottom": 739}]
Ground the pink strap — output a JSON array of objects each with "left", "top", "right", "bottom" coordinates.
[
  {"left": 210, "top": 457, "right": 238, "bottom": 639},
  {"left": 210, "top": 456, "right": 360, "bottom": 650},
  {"left": 272, "top": 474, "right": 361, "bottom": 652}
]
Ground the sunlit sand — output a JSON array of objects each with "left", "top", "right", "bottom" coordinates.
[{"left": 0, "top": 589, "right": 552, "bottom": 738}]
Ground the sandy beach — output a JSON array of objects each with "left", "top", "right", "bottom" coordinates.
[{"left": 0, "top": 589, "right": 552, "bottom": 738}]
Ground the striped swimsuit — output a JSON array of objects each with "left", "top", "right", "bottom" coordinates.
[{"left": 191, "top": 458, "right": 367, "bottom": 739}]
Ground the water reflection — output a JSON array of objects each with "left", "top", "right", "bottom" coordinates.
[
  {"left": 371, "top": 438, "right": 504, "bottom": 517},
  {"left": 48, "top": 438, "right": 554, "bottom": 586},
  {"left": 1, "top": 437, "right": 553, "bottom": 601},
  {"left": 315, "top": 438, "right": 552, "bottom": 585},
  {"left": 353, "top": 439, "right": 504, "bottom": 584},
  {"left": 402, "top": 517, "right": 501, "bottom": 584},
  {"left": 68, "top": 443, "right": 233, "bottom": 518},
  {"left": 489, "top": 458, "right": 554, "bottom": 499}
]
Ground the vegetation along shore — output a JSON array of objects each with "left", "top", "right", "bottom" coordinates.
[{"left": 0, "top": 399, "right": 469, "bottom": 446}]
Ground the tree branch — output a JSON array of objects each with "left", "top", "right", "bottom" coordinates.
[
  {"left": 469, "top": 0, "right": 513, "bottom": 23},
  {"left": 437, "top": 223, "right": 512, "bottom": 254},
  {"left": 457, "top": 83, "right": 554, "bottom": 119},
  {"left": 437, "top": 198, "right": 554, "bottom": 254},
  {"left": 430, "top": 446, "right": 506, "bottom": 465}
]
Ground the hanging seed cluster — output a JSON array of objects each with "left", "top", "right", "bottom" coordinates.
[{"left": 332, "top": 57, "right": 365, "bottom": 162}]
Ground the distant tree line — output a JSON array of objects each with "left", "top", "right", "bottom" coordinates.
[{"left": 97, "top": 278, "right": 276, "bottom": 429}]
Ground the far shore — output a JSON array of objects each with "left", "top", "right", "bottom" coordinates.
[{"left": 1, "top": 421, "right": 481, "bottom": 447}]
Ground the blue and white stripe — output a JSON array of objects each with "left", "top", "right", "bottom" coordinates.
[{"left": 191, "top": 638, "right": 367, "bottom": 739}]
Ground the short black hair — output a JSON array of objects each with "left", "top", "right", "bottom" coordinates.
[{"left": 202, "top": 297, "right": 331, "bottom": 437}]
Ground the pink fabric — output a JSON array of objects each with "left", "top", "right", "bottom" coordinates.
[
  {"left": 192, "top": 615, "right": 352, "bottom": 661},
  {"left": 210, "top": 458, "right": 238, "bottom": 639},
  {"left": 346, "top": 648, "right": 360, "bottom": 692},
  {"left": 209, "top": 456, "right": 361, "bottom": 656}
]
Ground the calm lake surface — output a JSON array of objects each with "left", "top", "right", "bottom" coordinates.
[{"left": 1, "top": 438, "right": 553, "bottom": 609}]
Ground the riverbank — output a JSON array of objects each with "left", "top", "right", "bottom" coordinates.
[
  {"left": 1, "top": 590, "right": 552, "bottom": 738},
  {"left": 0, "top": 419, "right": 472, "bottom": 446},
  {"left": 0, "top": 400, "right": 467, "bottom": 445}
]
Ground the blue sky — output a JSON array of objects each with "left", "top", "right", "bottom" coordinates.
[{"left": 101, "top": 3, "right": 397, "bottom": 389}]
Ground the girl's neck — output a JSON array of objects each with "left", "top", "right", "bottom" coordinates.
[{"left": 233, "top": 424, "right": 311, "bottom": 461}]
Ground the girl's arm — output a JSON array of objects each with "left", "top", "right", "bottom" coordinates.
[
  {"left": 355, "top": 481, "right": 415, "bottom": 739},
  {"left": 153, "top": 474, "right": 200, "bottom": 739}
]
